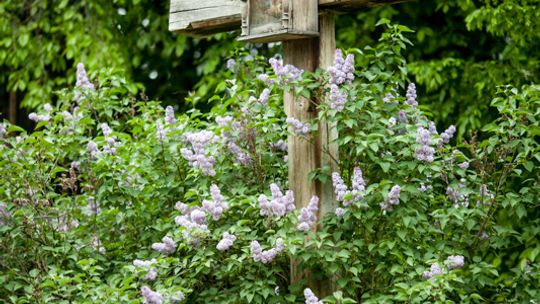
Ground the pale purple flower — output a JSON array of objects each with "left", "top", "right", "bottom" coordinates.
[
  {"left": 258, "top": 88, "right": 271, "bottom": 105},
  {"left": 226, "top": 58, "right": 236, "bottom": 71},
  {"left": 446, "top": 186, "right": 463, "bottom": 203},
  {"left": 251, "top": 238, "right": 285, "bottom": 264},
  {"left": 259, "top": 183, "right": 295, "bottom": 217},
  {"left": 422, "top": 262, "right": 443, "bottom": 280},
  {"left": 352, "top": 167, "right": 366, "bottom": 201},
  {"left": 332, "top": 172, "right": 352, "bottom": 206},
  {"left": 165, "top": 106, "right": 176, "bottom": 125},
  {"left": 100, "top": 123, "right": 112, "bottom": 137},
  {"left": 190, "top": 209, "right": 207, "bottom": 225},
  {"left": 297, "top": 196, "right": 319, "bottom": 232},
  {"left": 335, "top": 207, "right": 345, "bottom": 217},
  {"left": 415, "top": 126, "right": 435, "bottom": 162},
  {"left": 175, "top": 201, "right": 188, "bottom": 214},
  {"left": 380, "top": 185, "right": 401, "bottom": 212},
  {"left": 141, "top": 286, "right": 163, "bottom": 304},
  {"left": 216, "top": 232, "right": 236, "bottom": 251},
  {"left": 92, "top": 234, "right": 106, "bottom": 253},
  {"left": 269, "top": 58, "right": 303, "bottom": 83},
  {"left": 329, "top": 84, "right": 348, "bottom": 111},
  {"left": 202, "top": 184, "right": 228, "bottom": 221},
  {"left": 175, "top": 211, "right": 209, "bottom": 245},
  {"left": 44, "top": 103, "right": 53, "bottom": 112},
  {"left": 328, "top": 49, "right": 355, "bottom": 85},
  {"left": 156, "top": 121, "right": 166, "bottom": 141},
  {"left": 257, "top": 73, "right": 275, "bottom": 85},
  {"left": 458, "top": 161, "right": 469, "bottom": 169},
  {"left": 383, "top": 93, "right": 395, "bottom": 103},
  {"left": 428, "top": 121, "right": 438, "bottom": 134},
  {"left": 144, "top": 267, "right": 158, "bottom": 281},
  {"left": 151, "top": 236, "right": 176, "bottom": 255},
  {"left": 286, "top": 117, "right": 310, "bottom": 136},
  {"left": 440, "top": 125, "right": 456, "bottom": 144},
  {"left": 445, "top": 255, "right": 465, "bottom": 270},
  {"left": 304, "top": 288, "right": 323, "bottom": 304},
  {"left": 75, "top": 63, "right": 95, "bottom": 90},
  {"left": 388, "top": 117, "right": 397, "bottom": 126},
  {"left": 133, "top": 259, "right": 157, "bottom": 268},
  {"left": 181, "top": 131, "right": 217, "bottom": 176},
  {"left": 227, "top": 142, "right": 252, "bottom": 165},
  {"left": 28, "top": 112, "right": 49, "bottom": 122},
  {"left": 418, "top": 183, "right": 432, "bottom": 192},
  {"left": 406, "top": 83, "right": 418, "bottom": 107}
]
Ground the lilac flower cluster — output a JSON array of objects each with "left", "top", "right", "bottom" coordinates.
[
  {"left": 101, "top": 123, "right": 117, "bottom": 155},
  {"left": 398, "top": 111, "right": 407, "bottom": 123},
  {"left": 257, "top": 73, "right": 274, "bottom": 85},
  {"left": 331, "top": 168, "right": 365, "bottom": 207},
  {"left": 329, "top": 84, "right": 348, "bottom": 111},
  {"left": 215, "top": 116, "right": 251, "bottom": 166},
  {"left": 74, "top": 63, "right": 95, "bottom": 101},
  {"left": 422, "top": 262, "right": 443, "bottom": 280},
  {"left": 328, "top": 49, "right": 355, "bottom": 85},
  {"left": 226, "top": 58, "right": 236, "bottom": 72},
  {"left": 259, "top": 183, "right": 295, "bottom": 217},
  {"left": 406, "top": 83, "right": 418, "bottom": 107},
  {"left": 151, "top": 236, "right": 176, "bottom": 255},
  {"left": 445, "top": 255, "right": 465, "bottom": 270},
  {"left": 141, "top": 286, "right": 163, "bottom": 304},
  {"left": 418, "top": 183, "right": 433, "bottom": 192},
  {"left": 87, "top": 141, "right": 99, "bottom": 158},
  {"left": 269, "top": 58, "right": 303, "bottom": 83},
  {"left": 297, "top": 196, "right": 319, "bottom": 232},
  {"left": 165, "top": 106, "right": 176, "bottom": 125},
  {"left": 216, "top": 232, "right": 236, "bottom": 251},
  {"left": 28, "top": 103, "right": 53, "bottom": 123},
  {"left": 286, "top": 117, "right": 310, "bottom": 137},
  {"left": 335, "top": 207, "right": 346, "bottom": 217},
  {"left": 304, "top": 288, "right": 323, "bottom": 304},
  {"left": 440, "top": 125, "right": 456, "bottom": 144},
  {"left": 174, "top": 205, "right": 209, "bottom": 245},
  {"left": 446, "top": 186, "right": 464, "bottom": 204},
  {"left": 428, "top": 121, "right": 438, "bottom": 134},
  {"left": 92, "top": 234, "right": 106, "bottom": 253},
  {"left": 258, "top": 88, "right": 271, "bottom": 105},
  {"left": 134, "top": 259, "right": 159, "bottom": 281},
  {"left": 251, "top": 238, "right": 285, "bottom": 264},
  {"left": 62, "top": 107, "right": 82, "bottom": 123},
  {"left": 415, "top": 126, "right": 435, "bottom": 162},
  {"left": 180, "top": 131, "right": 217, "bottom": 176},
  {"left": 380, "top": 185, "right": 401, "bottom": 212},
  {"left": 202, "top": 184, "right": 228, "bottom": 221}
]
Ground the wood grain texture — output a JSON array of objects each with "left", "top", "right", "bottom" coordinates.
[
  {"left": 286, "top": 14, "right": 338, "bottom": 294},
  {"left": 319, "top": 0, "right": 408, "bottom": 9},
  {"left": 169, "top": 0, "right": 243, "bottom": 35}
]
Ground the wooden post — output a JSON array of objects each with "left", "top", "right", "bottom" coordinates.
[{"left": 285, "top": 12, "right": 337, "bottom": 295}]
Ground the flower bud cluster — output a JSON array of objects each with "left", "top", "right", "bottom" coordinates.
[
  {"left": 226, "top": 58, "right": 236, "bottom": 72},
  {"left": 422, "top": 262, "right": 442, "bottom": 280},
  {"left": 175, "top": 205, "right": 209, "bottom": 245},
  {"left": 270, "top": 139, "right": 288, "bottom": 152},
  {"left": 202, "top": 184, "right": 228, "bottom": 221},
  {"left": 101, "top": 123, "right": 117, "bottom": 155},
  {"left": 151, "top": 236, "right": 177, "bottom": 255},
  {"left": 258, "top": 88, "right": 271, "bottom": 105},
  {"left": 257, "top": 73, "right": 275, "bottom": 85},
  {"left": 141, "top": 286, "right": 163, "bottom": 304},
  {"left": 133, "top": 259, "right": 159, "bottom": 281},
  {"left": 329, "top": 84, "right": 348, "bottom": 112},
  {"left": 165, "top": 106, "right": 176, "bottom": 125},
  {"left": 216, "top": 232, "right": 236, "bottom": 251},
  {"left": 259, "top": 183, "right": 295, "bottom": 217},
  {"left": 180, "top": 130, "right": 217, "bottom": 176},
  {"left": 216, "top": 116, "right": 251, "bottom": 166},
  {"left": 269, "top": 58, "right": 303, "bottom": 83},
  {"left": 28, "top": 103, "right": 53, "bottom": 123},
  {"left": 74, "top": 63, "right": 95, "bottom": 101},
  {"left": 297, "top": 196, "right": 319, "bottom": 232},
  {"left": 440, "top": 125, "right": 456, "bottom": 144},
  {"left": 304, "top": 288, "right": 323, "bottom": 304},
  {"left": 415, "top": 126, "right": 435, "bottom": 162},
  {"left": 286, "top": 118, "right": 310, "bottom": 137},
  {"left": 328, "top": 49, "right": 355, "bottom": 85},
  {"left": 251, "top": 238, "right": 285, "bottom": 264},
  {"left": 406, "top": 83, "right": 418, "bottom": 107},
  {"left": 380, "top": 185, "right": 401, "bottom": 212},
  {"left": 445, "top": 255, "right": 465, "bottom": 270},
  {"left": 332, "top": 168, "right": 365, "bottom": 207}
]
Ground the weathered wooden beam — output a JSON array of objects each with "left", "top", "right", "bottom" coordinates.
[
  {"left": 169, "top": 0, "right": 244, "bottom": 36},
  {"left": 286, "top": 12, "right": 338, "bottom": 296}
]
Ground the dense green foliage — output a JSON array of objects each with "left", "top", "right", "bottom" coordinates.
[{"left": 1, "top": 23, "right": 539, "bottom": 303}]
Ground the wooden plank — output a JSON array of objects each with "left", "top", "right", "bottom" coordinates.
[{"left": 168, "top": 0, "right": 243, "bottom": 35}]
